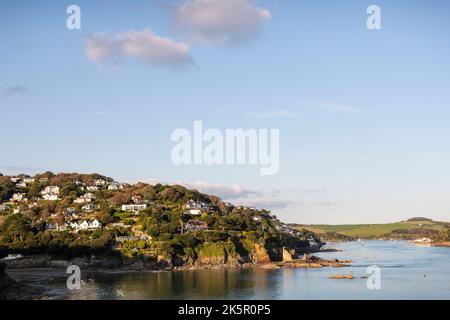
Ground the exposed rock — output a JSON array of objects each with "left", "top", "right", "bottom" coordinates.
[
  {"left": 282, "top": 247, "right": 293, "bottom": 262},
  {"left": 253, "top": 244, "right": 271, "bottom": 264}
]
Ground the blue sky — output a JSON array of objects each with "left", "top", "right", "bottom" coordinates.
[{"left": 1, "top": 0, "right": 450, "bottom": 224}]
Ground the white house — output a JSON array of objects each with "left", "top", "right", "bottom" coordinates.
[
  {"left": 74, "top": 193, "right": 95, "bottom": 204},
  {"left": 41, "top": 186, "right": 59, "bottom": 201},
  {"left": 131, "top": 195, "right": 144, "bottom": 204},
  {"left": 10, "top": 177, "right": 20, "bottom": 183},
  {"left": 0, "top": 204, "right": 8, "bottom": 211},
  {"left": 46, "top": 223, "right": 68, "bottom": 231},
  {"left": 82, "top": 203, "right": 95, "bottom": 212},
  {"left": 86, "top": 186, "right": 99, "bottom": 192},
  {"left": 107, "top": 182, "right": 122, "bottom": 190},
  {"left": 23, "top": 178, "right": 35, "bottom": 184},
  {"left": 185, "top": 199, "right": 209, "bottom": 210},
  {"left": 16, "top": 181, "right": 27, "bottom": 188},
  {"left": 11, "top": 193, "right": 27, "bottom": 202},
  {"left": 89, "top": 219, "right": 102, "bottom": 229},
  {"left": 183, "top": 209, "right": 202, "bottom": 215},
  {"left": 42, "top": 193, "right": 59, "bottom": 201},
  {"left": 13, "top": 208, "right": 20, "bottom": 214},
  {"left": 78, "top": 220, "right": 90, "bottom": 230},
  {"left": 42, "top": 186, "right": 60, "bottom": 195},
  {"left": 184, "top": 220, "right": 208, "bottom": 232},
  {"left": 121, "top": 204, "right": 147, "bottom": 213},
  {"left": 70, "top": 220, "right": 102, "bottom": 231},
  {"left": 111, "top": 222, "right": 126, "bottom": 228},
  {"left": 94, "top": 179, "right": 108, "bottom": 186}
]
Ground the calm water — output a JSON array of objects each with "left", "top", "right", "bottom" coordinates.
[{"left": 8, "top": 241, "right": 450, "bottom": 299}]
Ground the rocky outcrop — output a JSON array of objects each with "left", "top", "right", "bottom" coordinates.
[
  {"left": 252, "top": 244, "right": 271, "bottom": 264},
  {"left": 282, "top": 247, "right": 293, "bottom": 262}
]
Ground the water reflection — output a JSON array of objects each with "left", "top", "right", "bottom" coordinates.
[{"left": 8, "top": 241, "right": 450, "bottom": 299}]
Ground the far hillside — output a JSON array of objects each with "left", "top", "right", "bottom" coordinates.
[{"left": 290, "top": 218, "right": 450, "bottom": 241}]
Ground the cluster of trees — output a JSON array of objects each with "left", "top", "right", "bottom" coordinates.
[
  {"left": 433, "top": 228, "right": 450, "bottom": 242},
  {"left": 0, "top": 172, "right": 316, "bottom": 262},
  {"left": 0, "top": 213, "right": 114, "bottom": 258}
]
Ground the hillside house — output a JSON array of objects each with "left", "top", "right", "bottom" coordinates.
[
  {"left": 82, "top": 203, "right": 95, "bottom": 212},
  {"left": 42, "top": 193, "right": 59, "bottom": 201},
  {"left": 15, "top": 182, "right": 27, "bottom": 188},
  {"left": 74, "top": 193, "right": 95, "bottom": 204},
  {"left": 184, "top": 220, "right": 208, "bottom": 232},
  {"left": 185, "top": 199, "right": 209, "bottom": 210},
  {"left": 71, "top": 220, "right": 101, "bottom": 231},
  {"left": 11, "top": 193, "right": 27, "bottom": 202},
  {"left": 94, "top": 179, "right": 108, "bottom": 186},
  {"left": 42, "top": 186, "right": 60, "bottom": 195},
  {"left": 41, "top": 186, "right": 59, "bottom": 201},
  {"left": 184, "top": 209, "right": 202, "bottom": 215},
  {"left": 108, "top": 182, "right": 121, "bottom": 190},
  {"left": 131, "top": 195, "right": 144, "bottom": 204},
  {"left": 23, "top": 178, "right": 35, "bottom": 184},
  {"left": 121, "top": 204, "right": 147, "bottom": 213}
]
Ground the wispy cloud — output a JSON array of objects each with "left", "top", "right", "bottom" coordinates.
[
  {"left": 142, "top": 178, "right": 259, "bottom": 199},
  {"left": 3, "top": 85, "right": 27, "bottom": 96},
  {"left": 85, "top": 28, "right": 193, "bottom": 67},
  {"left": 139, "top": 178, "right": 340, "bottom": 211},
  {"left": 244, "top": 110, "right": 300, "bottom": 119},
  {"left": 172, "top": 0, "right": 271, "bottom": 46},
  {"left": 317, "top": 101, "right": 369, "bottom": 113}
]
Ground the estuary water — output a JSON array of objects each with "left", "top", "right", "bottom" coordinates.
[{"left": 7, "top": 241, "right": 450, "bottom": 299}]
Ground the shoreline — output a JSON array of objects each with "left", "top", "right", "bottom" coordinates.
[{"left": 2, "top": 255, "right": 351, "bottom": 300}]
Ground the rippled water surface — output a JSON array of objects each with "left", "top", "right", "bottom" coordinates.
[{"left": 8, "top": 241, "right": 450, "bottom": 299}]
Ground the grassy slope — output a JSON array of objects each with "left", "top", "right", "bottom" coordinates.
[{"left": 294, "top": 220, "right": 447, "bottom": 238}]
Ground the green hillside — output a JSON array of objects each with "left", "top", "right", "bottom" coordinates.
[{"left": 292, "top": 218, "right": 449, "bottom": 240}]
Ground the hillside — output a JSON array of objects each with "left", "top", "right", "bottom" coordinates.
[
  {"left": 291, "top": 219, "right": 450, "bottom": 241},
  {"left": 0, "top": 172, "right": 322, "bottom": 269}
]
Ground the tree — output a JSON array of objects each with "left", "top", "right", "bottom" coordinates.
[{"left": 0, "top": 177, "right": 14, "bottom": 202}]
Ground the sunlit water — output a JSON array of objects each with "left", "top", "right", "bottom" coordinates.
[{"left": 7, "top": 241, "right": 450, "bottom": 299}]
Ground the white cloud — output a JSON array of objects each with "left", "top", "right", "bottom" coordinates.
[
  {"left": 244, "top": 110, "right": 300, "bottom": 119},
  {"left": 173, "top": 0, "right": 271, "bottom": 46},
  {"left": 85, "top": 28, "right": 193, "bottom": 67}
]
